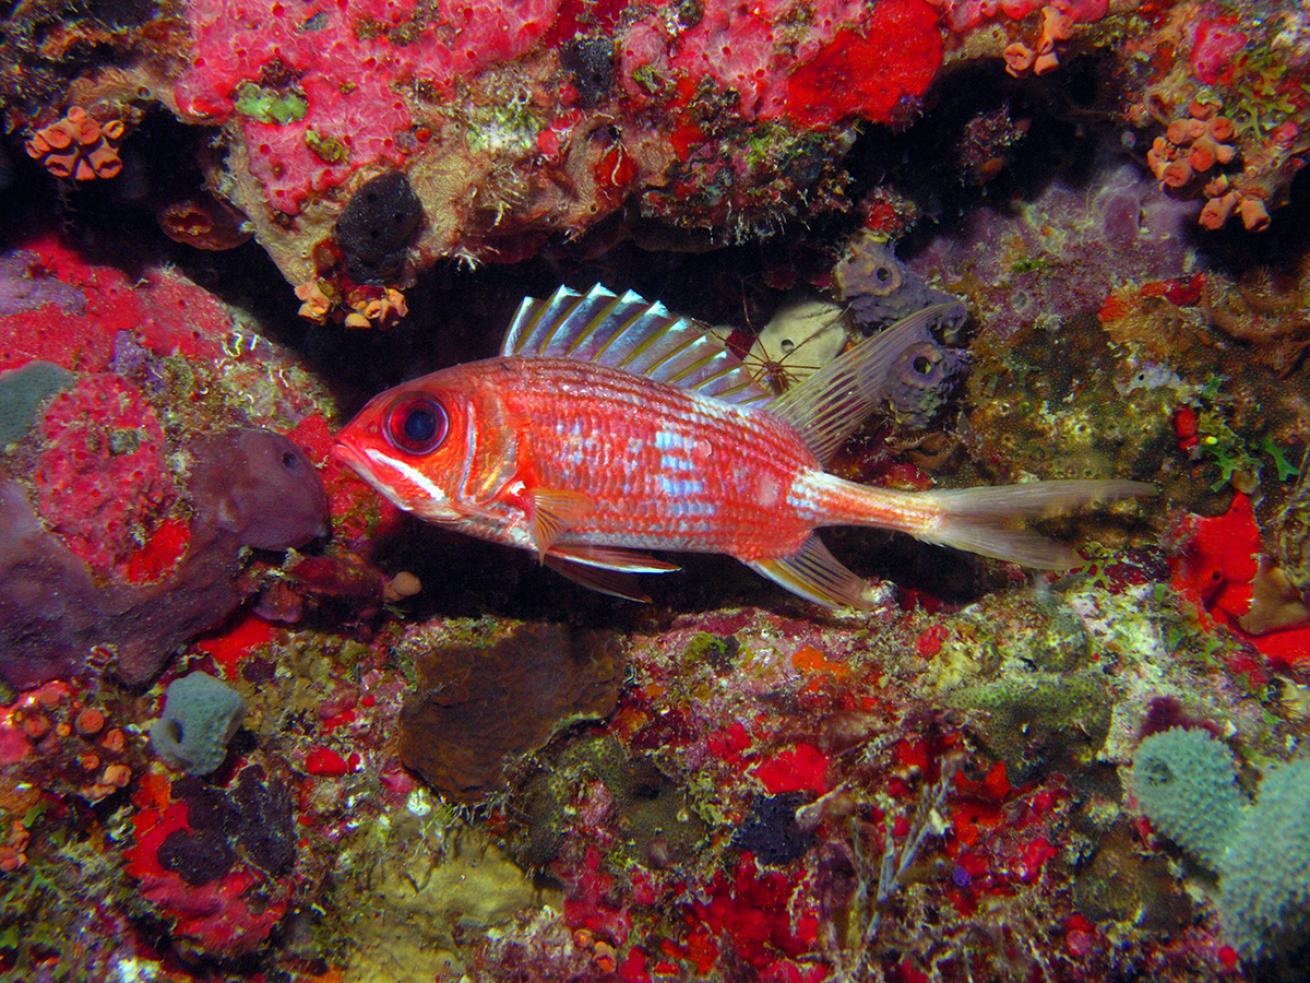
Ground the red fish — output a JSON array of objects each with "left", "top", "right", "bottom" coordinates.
[{"left": 333, "top": 285, "right": 1149, "bottom": 607}]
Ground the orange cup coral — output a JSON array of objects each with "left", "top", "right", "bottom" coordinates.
[{"left": 25, "top": 106, "right": 126, "bottom": 181}]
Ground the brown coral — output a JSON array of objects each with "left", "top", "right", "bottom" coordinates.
[
  {"left": 25, "top": 106, "right": 125, "bottom": 181},
  {"left": 1201, "top": 265, "right": 1310, "bottom": 376},
  {"left": 398, "top": 622, "right": 623, "bottom": 801}
]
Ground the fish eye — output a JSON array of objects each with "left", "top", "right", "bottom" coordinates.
[{"left": 383, "top": 393, "right": 449, "bottom": 455}]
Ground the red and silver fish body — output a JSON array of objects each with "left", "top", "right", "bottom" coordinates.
[{"left": 333, "top": 285, "right": 1149, "bottom": 607}]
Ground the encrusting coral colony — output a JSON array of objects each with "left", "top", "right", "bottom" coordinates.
[{"left": 0, "top": 0, "right": 1309, "bottom": 979}]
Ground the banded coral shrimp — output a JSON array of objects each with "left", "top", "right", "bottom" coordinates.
[{"left": 721, "top": 295, "right": 852, "bottom": 396}]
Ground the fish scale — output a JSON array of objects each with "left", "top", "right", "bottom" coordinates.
[
  {"left": 334, "top": 284, "right": 1151, "bottom": 607},
  {"left": 501, "top": 358, "right": 815, "bottom": 558}
]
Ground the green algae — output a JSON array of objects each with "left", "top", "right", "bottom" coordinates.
[
  {"left": 925, "top": 591, "right": 1091, "bottom": 688},
  {"left": 682, "top": 631, "right": 738, "bottom": 669},
  {"left": 1274, "top": 451, "right": 1310, "bottom": 592},
  {"left": 327, "top": 811, "right": 544, "bottom": 981},
  {"left": 460, "top": 94, "right": 540, "bottom": 156},
  {"left": 234, "top": 82, "right": 308, "bottom": 125},
  {"left": 965, "top": 313, "right": 1171, "bottom": 497},
  {"left": 305, "top": 129, "right": 349, "bottom": 164},
  {"left": 951, "top": 671, "right": 1112, "bottom": 783},
  {"left": 0, "top": 802, "right": 132, "bottom": 982},
  {"left": 510, "top": 734, "right": 706, "bottom": 871},
  {"left": 1073, "top": 821, "right": 1194, "bottom": 933}
]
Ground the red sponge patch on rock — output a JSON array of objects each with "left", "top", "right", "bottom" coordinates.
[{"left": 784, "top": 0, "right": 943, "bottom": 127}]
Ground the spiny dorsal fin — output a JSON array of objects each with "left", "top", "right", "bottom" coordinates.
[
  {"left": 768, "top": 304, "right": 962, "bottom": 465},
  {"left": 502, "top": 285, "right": 774, "bottom": 407}
]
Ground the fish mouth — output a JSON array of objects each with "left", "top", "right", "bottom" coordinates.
[
  {"left": 330, "top": 438, "right": 439, "bottom": 517},
  {"left": 330, "top": 439, "right": 368, "bottom": 475}
]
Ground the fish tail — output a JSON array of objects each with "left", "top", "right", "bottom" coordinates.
[{"left": 820, "top": 476, "right": 1154, "bottom": 569}]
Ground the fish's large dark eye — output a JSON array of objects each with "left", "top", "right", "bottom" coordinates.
[{"left": 383, "top": 394, "right": 448, "bottom": 455}]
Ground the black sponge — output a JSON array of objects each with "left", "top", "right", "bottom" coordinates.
[{"left": 336, "top": 170, "right": 422, "bottom": 284}]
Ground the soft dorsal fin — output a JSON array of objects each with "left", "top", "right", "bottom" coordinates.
[
  {"left": 768, "top": 304, "right": 963, "bottom": 465},
  {"left": 502, "top": 284, "right": 774, "bottom": 407}
]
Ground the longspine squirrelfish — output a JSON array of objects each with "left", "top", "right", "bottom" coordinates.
[{"left": 332, "top": 285, "right": 1150, "bottom": 607}]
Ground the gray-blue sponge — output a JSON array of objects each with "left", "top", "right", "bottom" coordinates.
[
  {"left": 149, "top": 671, "right": 245, "bottom": 776},
  {"left": 1129, "top": 727, "right": 1310, "bottom": 962},
  {"left": 1128, "top": 726, "right": 1243, "bottom": 871}
]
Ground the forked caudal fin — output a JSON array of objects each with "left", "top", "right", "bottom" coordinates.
[
  {"left": 838, "top": 476, "right": 1155, "bottom": 569},
  {"left": 747, "top": 477, "right": 1153, "bottom": 611}
]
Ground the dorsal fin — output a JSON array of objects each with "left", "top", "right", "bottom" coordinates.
[
  {"left": 768, "top": 304, "right": 963, "bottom": 465},
  {"left": 502, "top": 285, "right": 774, "bottom": 407}
]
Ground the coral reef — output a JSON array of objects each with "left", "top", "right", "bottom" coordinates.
[
  {"left": 125, "top": 763, "right": 299, "bottom": 958},
  {"left": 2, "top": 0, "right": 1310, "bottom": 978},
  {"left": 1, "top": 682, "right": 138, "bottom": 809},
  {"left": 34, "top": 372, "right": 180, "bottom": 578},
  {"left": 10, "top": 0, "right": 1304, "bottom": 309},
  {"left": 398, "top": 621, "right": 623, "bottom": 800},
  {"left": 0, "top": 428, "right": 326, "bottom": 687}
]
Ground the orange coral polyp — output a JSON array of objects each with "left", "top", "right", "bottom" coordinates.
[{"left": 25, "top": 106, "right": 127, "bottom": 182}]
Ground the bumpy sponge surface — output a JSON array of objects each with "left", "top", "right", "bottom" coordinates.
[
  {"left": 1129, "top": 726, "right": 1243, "bottom": 871},
  {"left": 1217, "top": 757, "right": 1310, "bottom": 960},
  {"left": 150, "top": 672, "right": 246, "bottom": 776}
]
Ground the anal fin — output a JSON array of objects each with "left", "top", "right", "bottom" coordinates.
[
  {"left": 544, "top": 555, "right": 653, "bottom": 602},
  {"left": 746, "top": 535, "right": 879, "bottom": 610},
  {"left": 527, "top": 488, "right": 593, "bottom": 560}
]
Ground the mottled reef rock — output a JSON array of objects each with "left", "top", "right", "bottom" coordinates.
[{"left": 0, "top": 429, "right": 326, "bottom": 688}]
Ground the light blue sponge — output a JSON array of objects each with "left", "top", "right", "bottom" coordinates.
[{"left": 149, "top": 671, "right": 245, "bottom": 776}]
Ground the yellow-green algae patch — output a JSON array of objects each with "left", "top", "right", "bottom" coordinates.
[{"left": 330, "top": 800, "right": 551, "bottom": 981}]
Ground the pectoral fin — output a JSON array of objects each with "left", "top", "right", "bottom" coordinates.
[
  {"left": 527, "top": 488, "right": 594, "bottom": 560},
  {"left": 746, "top": 535, "right": 879, "bottom": 610}
]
